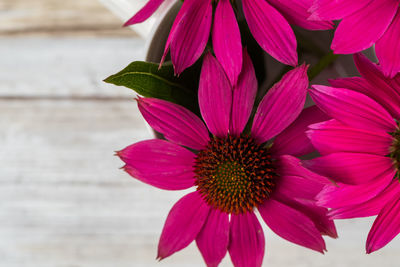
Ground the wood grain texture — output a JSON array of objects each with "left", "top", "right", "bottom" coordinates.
[
  {"left": 0, "top": 38, "right": 145, "bottom": 97},
  {"left": 0, "top": 0, "right": 134, "bottom": 36}
]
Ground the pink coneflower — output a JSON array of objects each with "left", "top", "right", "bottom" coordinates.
[
  {"left": 117, "top": 50, "right": 336, "bottom": 266},
  {"left": 309, "top": 0, "right": 400, "bottom": 78},
  {"left": 307, "top": 53, "right": 400, "bottom": 253},
  {"left": 126, "top": 0, "right": 332, "bottom": 85}
]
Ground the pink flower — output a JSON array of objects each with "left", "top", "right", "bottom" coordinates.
[
  {"left": 307, "top": 53, "right": 400, "bottom": 253},
  {"left": 117, "top": 50, "right": 336, "bottom": 266},
  {"left": 309, "top": 0, "right": 400, "bottom": 78},
  {"left": 126, "top": 0, "right": 333, "bottom": 84}
]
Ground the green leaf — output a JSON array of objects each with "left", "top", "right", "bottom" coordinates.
[{"left": 104, "top": 61, "right": 197, "bottom": 111}]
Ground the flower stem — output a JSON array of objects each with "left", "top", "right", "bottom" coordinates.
[{"left": 308, "top": 51, "right": 339, "bottom": 81}]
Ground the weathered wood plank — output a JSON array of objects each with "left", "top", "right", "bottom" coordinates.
[
  {"left": 0, "top": 0, "right": 134, "bottom": 36},
  {"left": 0, "top": 38, "right": 146, "bottom": 97}
]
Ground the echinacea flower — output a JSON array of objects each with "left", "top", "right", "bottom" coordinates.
[
  {"left": 307, "top": 53, "right": 400, "bottom": 253},
  {"left": 126, "top": 0, "right": 333, "bottom": 84},
  {"left": 309, "top": 0, "right": 400, "bottom": 78},
  {"left": 117, "top": 50, "right": 336, "bottom": 266}
]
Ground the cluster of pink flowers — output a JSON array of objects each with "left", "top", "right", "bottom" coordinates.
[
  {"left": 112, "top": 0, "right": 400, "bottom": 266},
  {"left": 125, "top": 0, "right": 332, "bottom": 84}
]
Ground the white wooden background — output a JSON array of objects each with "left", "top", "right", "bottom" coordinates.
[{"left": 1, "top": 1, "right": 400, "bottom": 266}]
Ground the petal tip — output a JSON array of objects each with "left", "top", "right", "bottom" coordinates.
[
  {"left": 366, "top": 245, "right": 374, "bottom": 254},
  {"left": 123, "top": 21, "right": 131, "bottom": 27}
]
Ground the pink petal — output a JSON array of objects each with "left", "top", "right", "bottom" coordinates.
[
  {"left": 329, "top": 75, "right": 400, "bottom": 120},
  {"left": 352, "top": 53, "right": 400, "bottom": 119},
  {"left": 292, "top": 199, "right": 338, "bottom": 238},
  {"left": 308, "top": 0, "right": 373, "bottom": 21},
  {"left": 123, "top": 0, "right": 165, "bottom": 26},
  {"left": 228, "top": 212, "right": 265, "bottom": 267},
  {"left": 277, "top": 155, "right": 331, "bottom": 185},
  {"left": 274, "top": 156, "right": 328, "bottom": 200},
  {"left": 198, "top": 52, "right": 232, "bottom": 137},
  {"left": 309, "top": 85, "right": 397, "bottom": 133},
  {"left": 251, "top": 65, "right": 308, "bottom": 143},
  {"left": 274, "top": 174, "right": 323, "bottom": 201},
  {"left": 212, "top": 0, "right": 242, "bottom": 86},
  {"left": 391, "top": 73, "right": 400, "bottom": 93},
  {"left": 230, "top": 48, "right": 257, "bottom": 136},
  {"left": 329, "top": 180, "right": 400, "bottom": 219},
  {"left": 329, "top": 77, "right": 373, "bottom": 92},
  {"left": 317, "top": 167, "right": 396, "bottom": 209},
  {"left": 259, "top": 198, "right": 326, "bottom": 253},
  {"left": 169, "top": 0, "right": 212, "bottom": 74},
  {"left": 160, "top": 0, "right": 192, "bottom": 66},
  {"left": 267, "top": 0, "right": 334, "bottom": 30},
  {"left": 138, "top": 97, "right": 210, "bottom": 150},
  {"left": 376, "top": 10, "right": 400, "bottom": 78},
  {"left": 271, "top": 105, "right": 329, "bottom": 157},
  {"left": 308, "top": 119, "right": 393, "bottom": 156},
  {"left": 196, "top": 209, "right": 229, "bottom": 267},
  {"left": 158, "top": 191, "right": 210, "bottom": 259},
  {"left": 242, "top": 0, "right": 298, "bottom": 66},
  {"left": 331, "top": 0, "right": 398, "bottom": 54},
  {"left": 118, "top": 139, "right": 195, "bottom": 190},
  {"left": 303, "top": 152, "right": 395, "bottom": 185},
  {"left": 272, "top": 189, "right": 337, "bottom": 238},
  {"left": 366, "top": 196, "right": 400, "bottom": 253}
]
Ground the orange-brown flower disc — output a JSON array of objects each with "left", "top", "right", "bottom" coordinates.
[{"left": 194, "top": 135, "right": 277, "bottom": 214}]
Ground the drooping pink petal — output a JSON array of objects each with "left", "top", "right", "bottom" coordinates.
[
  {"left": 273, "top": 192, "right": 338, "bottom": 238},
  {"left": 352, "top": 53, "right": 400, "bottom": 119},
  {"left": 160, "top": 0, "right": 191, "bottom": 66},
  {"left": 331, "top": 0, "right": 398, "bottom": 54},
  {"left": 287, "top": 199, "right": 338, "bottom": 238},
  {"left": 118, "top": 139, "right": 196, "bottom": 190},
  {"left": 277, "top": 155, "right": 331, "bottom": 185},
  {"left": 376, "top": 10, "right": 400, "bottom": 78},
  {"left": 303, "top": 152, "right": 395, "bottom": 185},
  {"left": 317, "top": 167, "right": 396, "bottom": 209},
  {"left": 259, "top": 198, "right": 326, "bottom": 253},
  {"left": 308, "top": 0, "right": 373, "bottom": 21},
  {"left": 228, "top": 212, "right": 265, "bottom": 267},
  {"left": 274, "top": 174, "right": 323, "bottom": 201},
  {"left": 271, "top": 105, "right": 328, "bottom": 157},
  {"left": 196, "top": 209, "right": 229, "bottom": 267},
  {"left": 138, "top": 97, "right": 210, "bottom": 150},
  {"left": 329, "top": 76, "right": 400, "bottom": 119},
  {"left": 198, "top": 52, "right": 232, "bottom": 137},
  {"left": 328, "top": 180, "right": 400, "bottom": 219},
  {"left": 267, "top": 0, "right": 333, "bottom": 30},
  {"left": 366, "top": 196, "right": 400, "bottom": 253},
  {"left": 308, "top": 119, "right": 393, "bottom": 156},
  {"left": 213, "top": 0, "right": 242, "bottom": 86},
  {"left": 242, "top": 0, "right": 298, "bottom": 66},
  {"left": 158, "top": 191, "right": 210, "bottom": 259},
  {"left": 169, "top": 0, "right": 212, "bottom": 74},
  {"left": 123, "top": 0, "right": 165, "bottom": 26},
  {"left": 251, "top": 65, "right": 308, "bottom": 143},
  {"left": 274, "top": 157, "right": 327, "bottom": 200},
  {"left": 309, "top": 85, "right": 397, "bottom": 133},
  {"left": 230, "top": 48, "right": 257, "bottom": 136},
  {"left": 272, "top": 176, "right": 337, "bottom": 238}
]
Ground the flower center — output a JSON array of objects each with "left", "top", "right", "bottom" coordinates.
[{"left": 194, "top": 135, "right": 277, "bottom": 214}]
